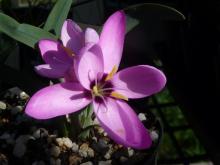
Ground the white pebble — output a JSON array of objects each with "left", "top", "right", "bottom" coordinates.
[
  {"left": 50, "top": 146, "right": 61, "bottom": 157},
  {"left": 80, "top": 161, "right": 93, "bottom": 165},
  {"left": 71, "top": 143, "right": 79, "bottom": 152},
  {"left": 150, "top": 130, "right": 159, "bottom": 141},
  {"left": 19, "top": 91, "right": 29, "bottom": 100},
  {"left": 63, "top": 137, "right": 73, "bottom": 149},
  {"left": 138, "top": 113, "right": 147, "bottom": 121},
  {"left": 127, "top": 148, "right": 134, "bottom": 157},
  {"left": 0, "top": 101, "right": 6, "bottom": 110}
]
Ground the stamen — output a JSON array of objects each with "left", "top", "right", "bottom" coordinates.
[
  {"left": 93, "top": 85, "right": 99, "bottom": 96},
  {"left": 61, "top": 45, "right": 75, "bottom": 57},
  {"left": 110, "top": 91, "right": 128, "bottom": 101},
  {"left": 105, "top": 65, "right": 118, "bottom": 81}
]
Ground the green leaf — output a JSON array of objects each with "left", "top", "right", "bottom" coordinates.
[
  {"left": 126, "top": 15, "right": 140, "bottom": 34},
  {"left": 124, "top": 3, "right": 185, "bottom": 21},
  {"left": 44, "top": 0, "right": 73, "bottom": 36},
  {"left": 0, "top": 13, "right": 56, "bottom": 48},
  {"left": 78, "top": 105, "right": 94, "bottom": 129}
]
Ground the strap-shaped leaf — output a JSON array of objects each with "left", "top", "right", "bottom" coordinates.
[
  {"left": 0, "top": 13, "right": 56, "bottom": 48},
  {"left": 124, "top": 3, "right": 185, "bottom": 21},
  {"left": 44, "top": 0, "right": 73, "bottom": 37}
]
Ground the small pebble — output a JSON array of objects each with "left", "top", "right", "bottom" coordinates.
[
  {"left": 8, "top": 87, "right": 22, "bottom": 96},
  {"left": 127, "top": 148, "right": 134, "bottom": 157},
  {"left": 138, "top": 113, "right": 147, "bottom": 121},
  {"left": 0, "top": 153, "right": 8, "bottom": 165},
  {"left": 33, "top": 128, "right": 48, "bottom": 139},
  {"left": 87, "top": 148, "right": 95, "bottom": 158},
  {"left": 79, "top": 143, "right": 89, "bottom": 157},
  {"left": 69, "top": 154, "right": 82, "bottom": 165},
  {"left": 0, "top": 133, "right": 10, "bottom": 140},
  {"left": 19, "top": 91, "right": 29, "bottom": 100},
  {"left": 16, "top": 135, "right": 34, "bottom": 144},
  {"left": 13, "top": 143, "right": 26, "bottom": 158},
  {"left": 80, "top": 161, "right": 93, "bottom": 165},
  {"left": 63, "top": 137, "right": 73, "bottom": 149},
  {"left": 32, "top": 160, "right": 45, "bottom": 165},
  {"left": 56, "top": 137, "right": 73, "bottom": 149},
  {"left": 50, "top": 146, "right": 61, "bottom": 157},
  {"left": 0, "top": 101, "right": 6, "bottom": 110},
  {"left": 71, "top": 142, "right": 79, "bottom": 152},
  {"left": 50, "top": 158, "right": 61, "bottom": 165},
  {"left": 104, "top": 145, "right": 113, "bottom": 159},
  {"left": 92, "top": 136, "right": 97, "bottom": 142},
  {"left": 11, "top": 106, "right": 23, "bottom": 115},
  {"left": 150, "top": 130, "right": 159, "bottom": 141},
  {"left": 98, "top": 160, "right": 112, "bottom": 165},
  {"left": 120, "top": 156, "right": 128, "bottom": 163}
]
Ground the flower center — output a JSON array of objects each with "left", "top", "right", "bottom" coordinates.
[
  {"left": 90, "top": 66, "right": 128, "bottom": 102},
  {"left": 92, "top": 84, "right": 103, "bottom": 97}
]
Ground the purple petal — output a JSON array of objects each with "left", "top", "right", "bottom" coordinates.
[
  {"left": 93, "top": 98, "right": 152, "bottom": 149},
  {"left": 84, "top": 28, "right": 99, "bottom": 44},
  {"left": 61, "top": 20, "right": 84, "bottom": 54},
  {"left": 111, "top": 65, "right": 166, "bottom": 99},
  {"left": 64, "top": 65, "right": 79, "bottom": 82},
  {"left": 74, "top": 44, "right": 104, "bottom": 90},
  {"left": 99, "top": 11, "right": 126, "bottom": 73},
  {"left": 25, "top": 83, "right": 91, "bottom": 119},
  {"left": 35, "top": 64, "right": 69, "bottom": 78},
  {"left": 38, "top": 39, "right": 72, "bottom": 66}
]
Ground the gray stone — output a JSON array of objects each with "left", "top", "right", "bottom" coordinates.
[
  {"left": 63, "top": 137, "right": 73, "bottom": 149},
  {"left": 50, "top": 146, "right": 61, "bottom": 157},
  {"left": 16, "top": 135, "right": 34, "bottom": 144},
  {"left": 92, "top": 138, "right": 109, "bottom": 154},
  {"left": 55, "top": 159, "right": 61, "bottom": 165},
  {"left": 56, "top": 137, "right": 73, "bottom": 149},
  {"left": 32, "top": 160, "right": 45, "bottom": 165},
  {"left": 98, "top": 160, "right": 112, "bottom": 165},
  {"left": 104, "top": 145, "right": 113, "bottom": 160},
  {"left": 127, "top": 148, "right": 134, "bottom": 157},
  {"left": 11, "top": 106, "right": 23, "bottom": 115},
  {"left": 33, "top": 128, "right": 48, "bottom": 139},
  {"left": 79, "top": 143, "right": 89, "bottom": 158},
  {"left": 119, "top": 156, "right": 128, "bottom": 163},
  {"left": 0, "top": 133, "right": 10, "bottom": 140},
  {"left": 0, "top": 101, "right": 6, "bottom": 110},
  {"left": 150, "top": 130, "right": 159, "bottom": 142},
  {"left": 79, "top": 143, "right": 94, "bottom": 158},
  {"left": 80, "top": 161, "right": 93, "bottom": 165},
  {"left": 138, "top": 113, "right": 147, "bottom": 121},
  {"left": 8, "top": 87, "right": 22, "bottom": 96},
  {"left": 19, "top": 91, "right": 29, "bottom": 100},
  {"left": 71, "top": 142, "right": 79, "bottom": 152},
  {"left": 13, "top": 143, "right": 26, "bottom": 158},
  {"left": 87, "top": 148, "right": 95, "bottom": 158},
  {"left": 69, "top": 154, "right": 82, "bottom": 165}
]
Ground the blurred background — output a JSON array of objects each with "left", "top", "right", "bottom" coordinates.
[{"left": 0, "top": 0, "right": 219, "bottom": 165}]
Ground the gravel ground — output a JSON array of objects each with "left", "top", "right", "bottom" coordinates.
[{"left": 0, "top": 87, "right": 160, "bottom": 165}]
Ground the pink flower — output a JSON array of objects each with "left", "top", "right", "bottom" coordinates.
[
  {"left": 25, "top": 11, "right": 166, "bottom": 149},
  {"left": 35, "top": 19, "right": 99, "bottom": 80}
]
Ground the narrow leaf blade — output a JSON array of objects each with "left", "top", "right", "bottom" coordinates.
[
  {"left": 44, "top": 0, "right": 73, "bottom": 36},
  {"left": 0, "top": 13, "right": 56, "bottom": 48}
]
